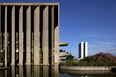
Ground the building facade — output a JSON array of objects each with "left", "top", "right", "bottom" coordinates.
[
  {"left": 79, "top": 42, "right": 88, "bottom": 59},
  {"left": 0, "top": 3, "right": 59, "bottom": 66}
]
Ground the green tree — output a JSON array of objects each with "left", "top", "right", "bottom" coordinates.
[
  {"left": 66, "top": 55, "right": 74, "bottom": 62},
  {"left": 82, "top": 56, "right": 94, "bottom": 62}
]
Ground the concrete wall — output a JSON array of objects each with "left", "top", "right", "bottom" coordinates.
[
  {"left": 60, "top": 65, "right": 116, "bottom": 70},
  {"left": 60, "top": 69, "right": 114, "bottom": 74}
]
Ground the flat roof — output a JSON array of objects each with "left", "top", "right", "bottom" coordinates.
[{"left": 0, "top": 3, "right": 59, "bottom": 5}]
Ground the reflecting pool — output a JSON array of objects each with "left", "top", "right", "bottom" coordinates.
[{"left": 0, "top": 65, "right": 116, "bottom": 77}]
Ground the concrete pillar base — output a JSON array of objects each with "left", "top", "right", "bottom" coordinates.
[
  {"left": 17, "top": 63, "right": 24, "bottom": 66},
  {"left": 42, "top": 64, "right": 50, "bottom": 66},
  {"left": 25, "top": 63, "right": 31, "bottom": 66},
  {"left": 5, "top": 65, "right": 7, "bottom": 68},
  {"left": 10, "top": 63, "right": 15, "bottom": 66}
]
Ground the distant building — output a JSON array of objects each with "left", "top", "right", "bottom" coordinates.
[{"left": 79, "top": 42, "right": 88, "bottom": 59}]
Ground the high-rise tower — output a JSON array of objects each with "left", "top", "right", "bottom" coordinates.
[{"left": 79, "top": 42, "right": 88, "bottom": 59}]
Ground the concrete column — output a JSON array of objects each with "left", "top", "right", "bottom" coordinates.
[
  {"left": 34, "top": 66, "right": 40, "bottom": 77},
  {"left": 34, "top": 6, "right": 40, "bottom": 65},
  {"left": 19, "top": 6, "right": 23, "bottom": 65},
  {"left": 42, "top": 6, "right": 49, "bottom": 65},
  {"left": 11, "top": 6, "right": 15, "bottom": 66},
  {"left": 11, "top": 66, "right": 15, "bottom": 77},
  {"left": 54, "top": 6, "right": 59, "bottom": 64},
  {"left": 85, "top": 42, "right": 88, "bottom": 57},
  {"left": 19, "top": 66, "right": 23, "bottom": 77},
  {"left": 32, "top": 32, "right": 34, "bottom": 64},
  {"left": 51, "top": 6, "right": 54, "bottom": 65},
  {"left": 5, "top": 6, "right": 7, "bottom": 66},
  {"left": 26, "top": 6, "right": 31, "bottom": 65},
  {"left": 0, "top": 6, "right": 1, "bottom": 53},
  {"left": 43, "top": 66, "right": 49, "bottom": 77}
]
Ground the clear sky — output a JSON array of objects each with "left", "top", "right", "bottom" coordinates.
[{"left": 1, "top": 0, "right": 116, "bottom": 58}]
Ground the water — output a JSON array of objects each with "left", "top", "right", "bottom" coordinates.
[
  {"left": 60, "top": 69, "right": 116, "bottom": 77},
  {"left": 0, "top": 65, "right": 116, "bottom": 77}
]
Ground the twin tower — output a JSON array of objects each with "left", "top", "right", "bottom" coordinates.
[
  {"left": 79, "top": 42, "right": 88, "bottom": 59},
  {"left": 0, "top": 3, "right": 59, "bottom": 66}
]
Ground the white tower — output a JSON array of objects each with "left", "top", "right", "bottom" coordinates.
[
  {"left": 79, "top": 42, "right": 84, "bottom": 59},
  {"left": 84, "top": 42, "right": 88, "bottom": 57},
  {"left": 79, "top": 42, "right": 88, "bottom": 59}
]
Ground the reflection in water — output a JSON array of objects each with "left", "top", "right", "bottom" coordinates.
[
  {"left": 54, "top": 64, "right": 59, "bottom": 77},
  {"left": 0, "top": 64, "right": 59, "bottom": 77},
  {"left": 0, "top": 65, "right": 116, "bottom": 77},
  {"left": 60, "top": 70, "right": 114, "bottom": 75},
  {"left": 34, "top": 66, "right": 40, "bottom": 77},
  {"left": 51, "top": 64, "right": 59, "bottom": 77},
  {"left": 26, "top": 66, "right": 31, "bottom": 77},
  {"left": 19, "top": 66, "right": 23, "bottom": 77},
  {"left": 81, "top": 76, "right": 88, "bottom": 77},
  {"left": 43, "top": 66, "right": 49, "bottom": 77},
  {"left": 5, "top": 70, "right": 7, "bottom": 77},
  {"left": 60, "top": 69, "right": 115, "bottom": 74},
  {"left": 60, "top": 69, "right": 116, "bottom": 77},
  {"left": 11, "top": 66, "right": 15, "bottom": 77}
]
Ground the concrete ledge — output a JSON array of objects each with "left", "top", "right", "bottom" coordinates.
[
  {"left": 0, "top": 3, "right": 59, "bottom": 5},
  {"left": 59, "top": 42, "right": 68, "bottom": 46},
  {"left": 59, "top": 49, "right": 66, "bottom": 52},
  {"left": 59, "top": 53, "right": 71, "bottom": 57},
  {"left": 60, "top": 65, "right": 116, "bottom": 71}
]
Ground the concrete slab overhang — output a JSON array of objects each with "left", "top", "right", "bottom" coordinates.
[
  {"left": 59, "top": 49, "right": 66, "bottom": 52},
  {"left": 59, "top": 42, "right": 68, "bottom": 46},
  {"left": 0, "top": 3, "right": 59, "bottom": 5},
  {"left": 59, "top": 53, "right": 71, "bottom": 57}
]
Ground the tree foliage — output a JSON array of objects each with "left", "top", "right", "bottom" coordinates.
[
  {"left": 60, "top": 56, "right": 116, "bottom": 66},
  {"left": 66, "top": 55, "right": 74, "bottom": 61}
]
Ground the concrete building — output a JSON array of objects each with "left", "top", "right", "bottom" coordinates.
[
  {"left": 0, "top": 3, "right": 59, "bottom": 66},
  {"left": 79, "top": 42, "right": 88, "bottom": 59}
]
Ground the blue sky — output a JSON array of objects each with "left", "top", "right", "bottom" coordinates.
[{"left": 1, "top": 0, "right": 116, "bottom": 58}]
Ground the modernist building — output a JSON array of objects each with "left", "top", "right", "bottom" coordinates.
[
  {"left": 0, "top": 3, "right": 59, "bottom": 66},
  {"left": 79, "top": 42, "right": 88, "bottom": 59}
]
